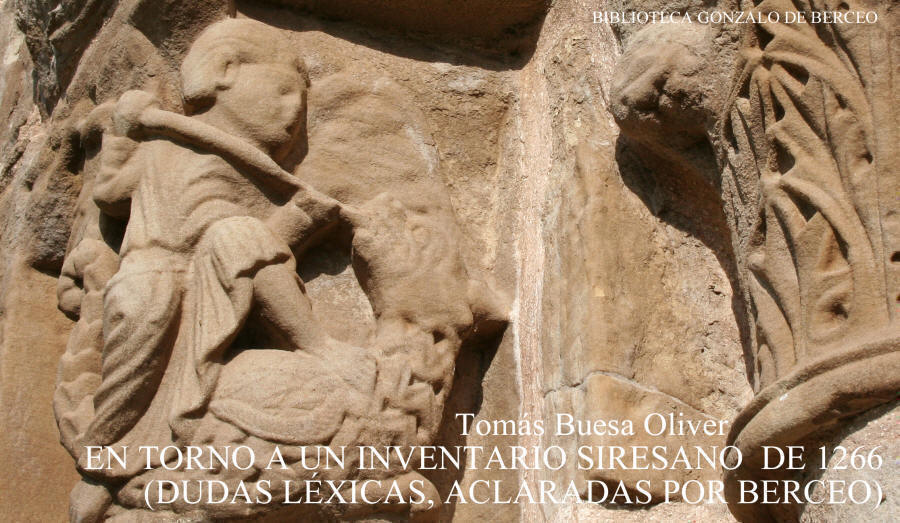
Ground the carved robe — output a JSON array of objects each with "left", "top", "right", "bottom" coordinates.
[{"left": 85, "top": 135, "right": 302, "bottom": 453}]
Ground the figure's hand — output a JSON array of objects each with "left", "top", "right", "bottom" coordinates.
[
  {"left": 291, "top": 187, "right": 342, "bottom": 227},
  {"left": 267, "top": 188, "right": 342, "bottom": 250},
  {"left": 78, "top": 90, "right": 160, "bottom": 141},
  {"left": 77, "top": 102, "right": 115, "bottom": 146},
  {"left": 113, "top": 90, "right": 162, "bottom": 138},
  {"left": 57, "top": 239, "right": 119, "bottom": 320}
]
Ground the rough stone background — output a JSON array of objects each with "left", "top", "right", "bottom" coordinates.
[
  {"left": 0, "top": 0, "right": 894, "bottom": 522},
  {"left": 799, "top": 403, "right": 899, "bottom": 523}
]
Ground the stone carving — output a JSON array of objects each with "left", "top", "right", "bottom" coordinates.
[
  {"left": 579, "top": 18, "right": 751, "bottom": 503},
  {"left": 1, "top": 0, "right": 894, "bottom": 520},
  {"left": 718, "top": 1, "right": 898, "bottom": 520},
  {"left": 612, "top": 1, "right": 898, "bottom": 521},
  {"left": 53, "top": 18, "right": 504, "bottom": 521}
]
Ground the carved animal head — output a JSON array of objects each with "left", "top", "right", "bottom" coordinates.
[{"left": 610, "top": 23, "right": 713, "bottom": 152}]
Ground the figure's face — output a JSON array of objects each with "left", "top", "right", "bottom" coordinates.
[{"left": 215, "top": 62, "right": 306, "bottom": 155}]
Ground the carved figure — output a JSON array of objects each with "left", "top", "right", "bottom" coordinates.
[
  {"left": 54, "top": 17, "right": 504, "bottom": 521},
  {"left": 82, "top": 23, "right": 366, "bottom": 452}
]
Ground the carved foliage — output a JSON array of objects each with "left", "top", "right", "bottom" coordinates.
[{"left": 722, "top": 0, "right": 896, "bottom": 389}]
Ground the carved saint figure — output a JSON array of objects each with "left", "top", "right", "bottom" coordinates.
[
  {"left": 83, "top": 20, "right": 372, "bottom": 450},
  {"left": 73, "top": 19, "right": 384, "bottom": 458},
  {"left": 54, "top": 17, "right": 504, "bottom": 522}
]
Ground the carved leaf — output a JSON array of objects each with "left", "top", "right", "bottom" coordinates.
[{"left": 724, "top": 0, "right": 891, "bottom": 386}]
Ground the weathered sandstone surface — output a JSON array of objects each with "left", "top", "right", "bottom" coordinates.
[{"left": 0, "top": 0, "right": 895, "bottom": 521}]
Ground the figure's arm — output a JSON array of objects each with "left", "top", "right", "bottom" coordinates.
[
  {"left": 92, "top": 135, "right": 140, "bottom": 218},
  {"left": 111, "top": 90, "right": 343, "bottom": 242},
  {"left": 114, "top": 90, "right": 305, "bottom": 194}
]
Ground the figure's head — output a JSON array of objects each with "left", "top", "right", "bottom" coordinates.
[{"left": 181, "top": 18, "right": 308, "bottom": 155}]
